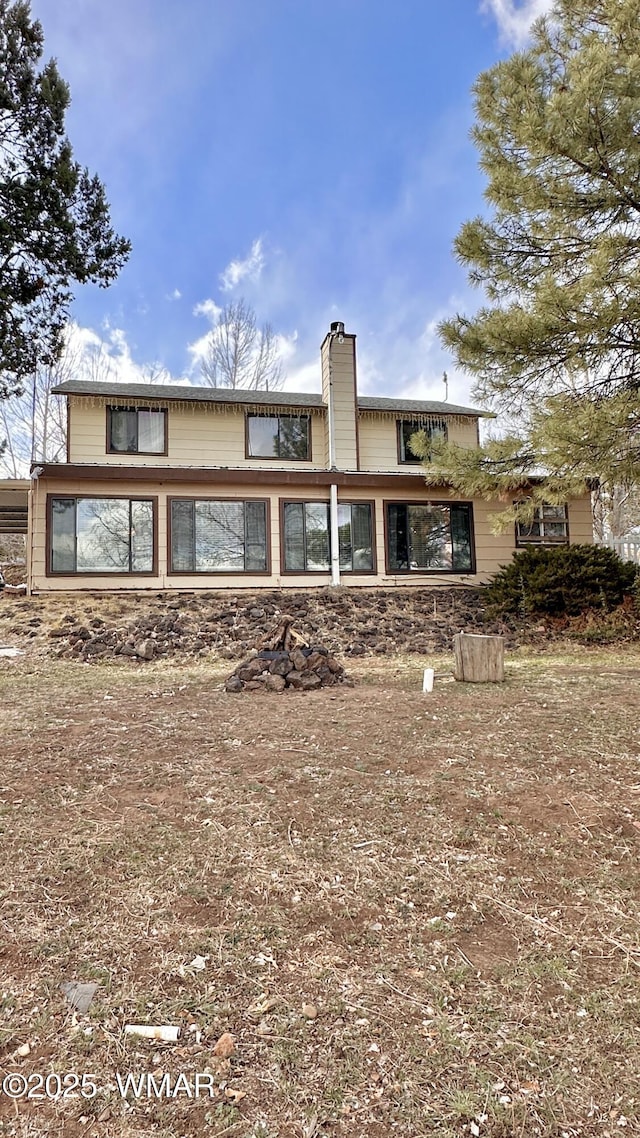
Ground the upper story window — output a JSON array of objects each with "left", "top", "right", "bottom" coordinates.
[
  {"left": 516, "top": 504, "right": 569, "bottom": 546},
  {"left": 107, "top": 407, "right": 167, "bottom": 455},
  {"left": 397, "top": 419, "right": 447, "bottom": 464},
  {"left": 247, "top": 414, "right": 310, "bottom": 460}
]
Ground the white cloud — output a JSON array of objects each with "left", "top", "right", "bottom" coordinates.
[
  {"left": 187, "top": 331, "right": 212, "bottom": 372},
  {"left": 64, "top": 322, "right": 190, "bottom": 387},
  {"left": 193, "top": 298, "right": 222, "bottom": 323},
  {"left": 480, "top": 0, "right": 554, "bottom": 47},
  {"left": 220, "top": 238, "right": 265, "bottom": 292},
  {"left": 167, "top": 288, "right": 182, "bottom": 301}
]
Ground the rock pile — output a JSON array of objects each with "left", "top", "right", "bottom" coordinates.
[
  {"left": 2, "top": 586, "right": 522, "bottom": 663},
  {"left": 225, "top": 615, "right": 346, "bottom": 693}
]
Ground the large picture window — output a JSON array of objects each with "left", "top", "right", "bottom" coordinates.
[
  {"left": 108, "top": 407, "right": 167, "bottom": 454},
  {"left": 247, "top": 414, "right": 310, "bottom": 460},
  {"left": 397, "top": 419, "right": 447, "bottom": 464},
  {"left": 50, "top": 497, "right": 155, "bottom": 574},
  {"left": 282, "top": 501, "right": 374, "bottom": 573},
  {"left": 170, "top": 499, "right": 268, "bottom": 573},
  {"left": 386, "top": 502, "right": 474, "bottom": 572},
  {"left": 516, "top": 504, "right": 569, "bottom": 546}
]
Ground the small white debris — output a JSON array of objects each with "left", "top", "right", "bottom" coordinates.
[
  {"left": 16, "top": 1042, "right": 30, "bottom": 1057},
  {"left": 188, "top": 954, "right": 207, "bottom": 972},
  {"left": 253, "top": 951, "right": 276, "bottom": 968},
  {"left": 124, "top": 1024, "right": 180, "bottom": 1042}
]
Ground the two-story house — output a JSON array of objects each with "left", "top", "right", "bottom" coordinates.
[{"left": 25, "top": 322, "right": 593, "bottom": 593}]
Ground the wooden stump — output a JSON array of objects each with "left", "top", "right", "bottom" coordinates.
[{"left": 453, "top": 632, "right": 505, "bottom": 683}]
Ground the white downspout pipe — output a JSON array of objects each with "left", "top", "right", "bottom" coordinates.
[
  {"left": 330, "top": 482, "right": 340, "bottom": 587},
  {"left": 327, "top": 337, "right": 341, "bottom": 587}
]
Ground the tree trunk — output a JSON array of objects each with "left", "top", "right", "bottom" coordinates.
[{"left": 453, "top": 632, "right": 505, "bottom": 683}]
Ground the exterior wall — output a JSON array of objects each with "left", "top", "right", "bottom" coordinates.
[
  {"left": 320, "top": 333, "right": 359, "bottom": 469},
  {"left": 28, "top": 469, "right": 593, "bottom": 593},
  {"left": 0, "top": 482, "right": 30, "bottom": 511},
  {"left": 358, "top": 414, "right": 478, "bottom": 472},
  {"left": 564, "top": 494, "right": 593, "bottom": 543},
  {"left": 67, "top": 395, "right": 479, "bottom": 477},
  {"left": 67, "top": 397, "right": 326, "bottom": 470}
]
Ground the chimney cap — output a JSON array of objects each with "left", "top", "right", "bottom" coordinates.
[{"left": 330, "top": 320, "right": 345, "bottom": 335}]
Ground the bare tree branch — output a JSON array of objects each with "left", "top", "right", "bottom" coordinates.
[{"left": 200, "top": 299, "right": 284, "bottom": 391}]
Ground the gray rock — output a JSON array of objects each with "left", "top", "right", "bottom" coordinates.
[
  {"left": 135, "top": 639, "right": 156, "bottom": 661},
  {"left": 263, "top": 673, "right": 286, "bottom": 692},
  {"left": 61, "top": 981, "right": 98, "bottom": 1014}
]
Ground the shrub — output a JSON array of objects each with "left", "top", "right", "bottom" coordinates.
[{"left": 484, "top": 544, "right": 638, "bottom": 618}]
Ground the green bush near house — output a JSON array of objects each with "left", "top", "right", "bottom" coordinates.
[{"left": 484, "top": 544, "right": 638, "bottom": 618}]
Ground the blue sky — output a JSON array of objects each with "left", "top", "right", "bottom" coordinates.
[{"left": 30, "top": 0, "right": 552, "bottom": 404}]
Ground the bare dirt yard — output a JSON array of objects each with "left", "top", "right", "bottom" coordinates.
[{"left": 0, "top": 591, "right": 639, "bottom": 1138}]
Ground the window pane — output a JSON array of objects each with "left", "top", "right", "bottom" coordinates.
[
  {"left": 76, "top": 499, "right": 131, "bottom": 571},
  {"left": 171, "top": 500, "right": 195, "bottom": 571},
  {"left": 195, "top": 501, "right": 244, "bottom": 570},
  {"left": 408, "top": 505, "right": 452, "bottom": 569},
  {"left": 304, "top": 503, "right": 330, "bottom": 570},
  {"left": 337, "top": 503, "right": 373, "bottom": 571},
  {"left": 544, "top": 521, "right": 567, "bottom": 538},
  {"left": 248, "top": 416, "right": 279, "bottom": 457},
  {"left": 278, "top": 416, "right": 310, "bottom": 459},
  {"left": 283, "top": 502, "right": 305, "bottom": 571},
  {"left": 137, "top": 410, "right": 165, "bottom": 454},
  {"left": 244, "top": 501, "right": 267, "bottom": 571},
  {"left": 131, "top": 501, "right": 154, "bottom": 571},
  {"left": 51, "top": 498, "right": 76, "bottom": 572},
  {"left": 400, "top": 421, "right": 424, "bottom": 462},
  {"left": 399, "top": 420, "right": 447, "bottom": 463},
  {"left": 542, "top": 505, "right": 566, "bottom": 519},
  {"left": 450, "top": 505, "right": 473, "bottom": 571},
  {"left": 337, "top": 504, "right": 353, "bottom": 571},
  {"left": 351, "top": 503, "right": 373, "bottom": 570},
  {"left": 387, "top": 503, "right": 408, "bottom": 569},
  {"left": 109, "top": 409, "right": 137, "bottom": 452}
]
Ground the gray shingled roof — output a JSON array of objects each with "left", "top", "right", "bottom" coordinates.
[
  {"left": 52, "top": 380, "right": 325, "bottom": 408},
  {"left": 52, "top": 379, "right": 487, "bottom": 417},
  {"left": 358, "top": 396, "right": 486, "bottom": 417}
]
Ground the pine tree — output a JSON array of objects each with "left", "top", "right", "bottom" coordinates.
[
  {"left": 434, "top": 0, "right": 640, "bottom": 529},
  {"left": 440, "top": 0, "right": 640, "bottom": 409},
  {"left": 0, "top": 1, "right": 130, "bottom": 399}
]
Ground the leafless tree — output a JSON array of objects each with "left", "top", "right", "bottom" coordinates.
[
  {"left": 592, "top": 484, "right": 640, "bottom": 541},
  {"left": 200, "top": 300, "right": 284, "bottom": 391},
  {"left": 0, "top": 350, "right": 71, "bottom": 476},
  {"left": 0, "top": 324, "right": 174, "bottom": 476}
]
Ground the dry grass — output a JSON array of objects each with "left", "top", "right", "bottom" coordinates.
[{"left": 0, "top": 646, "right": 639, "bottom": 1137}]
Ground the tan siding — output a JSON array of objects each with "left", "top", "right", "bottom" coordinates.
[
  {"left": 358, "top": 414, "right": 479, "bottom": 472},
  {"left": 29, "top": 471, "right": 593, "bottom": 593},
  {"left": 568, "top": 497, "right": 594, "bottom": 543},
  {"left": 68, "top": 398, "right": 326, "bottom": 470},
  {"left": 320, "top": 334, "right": 358, "bottom": 469}
]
